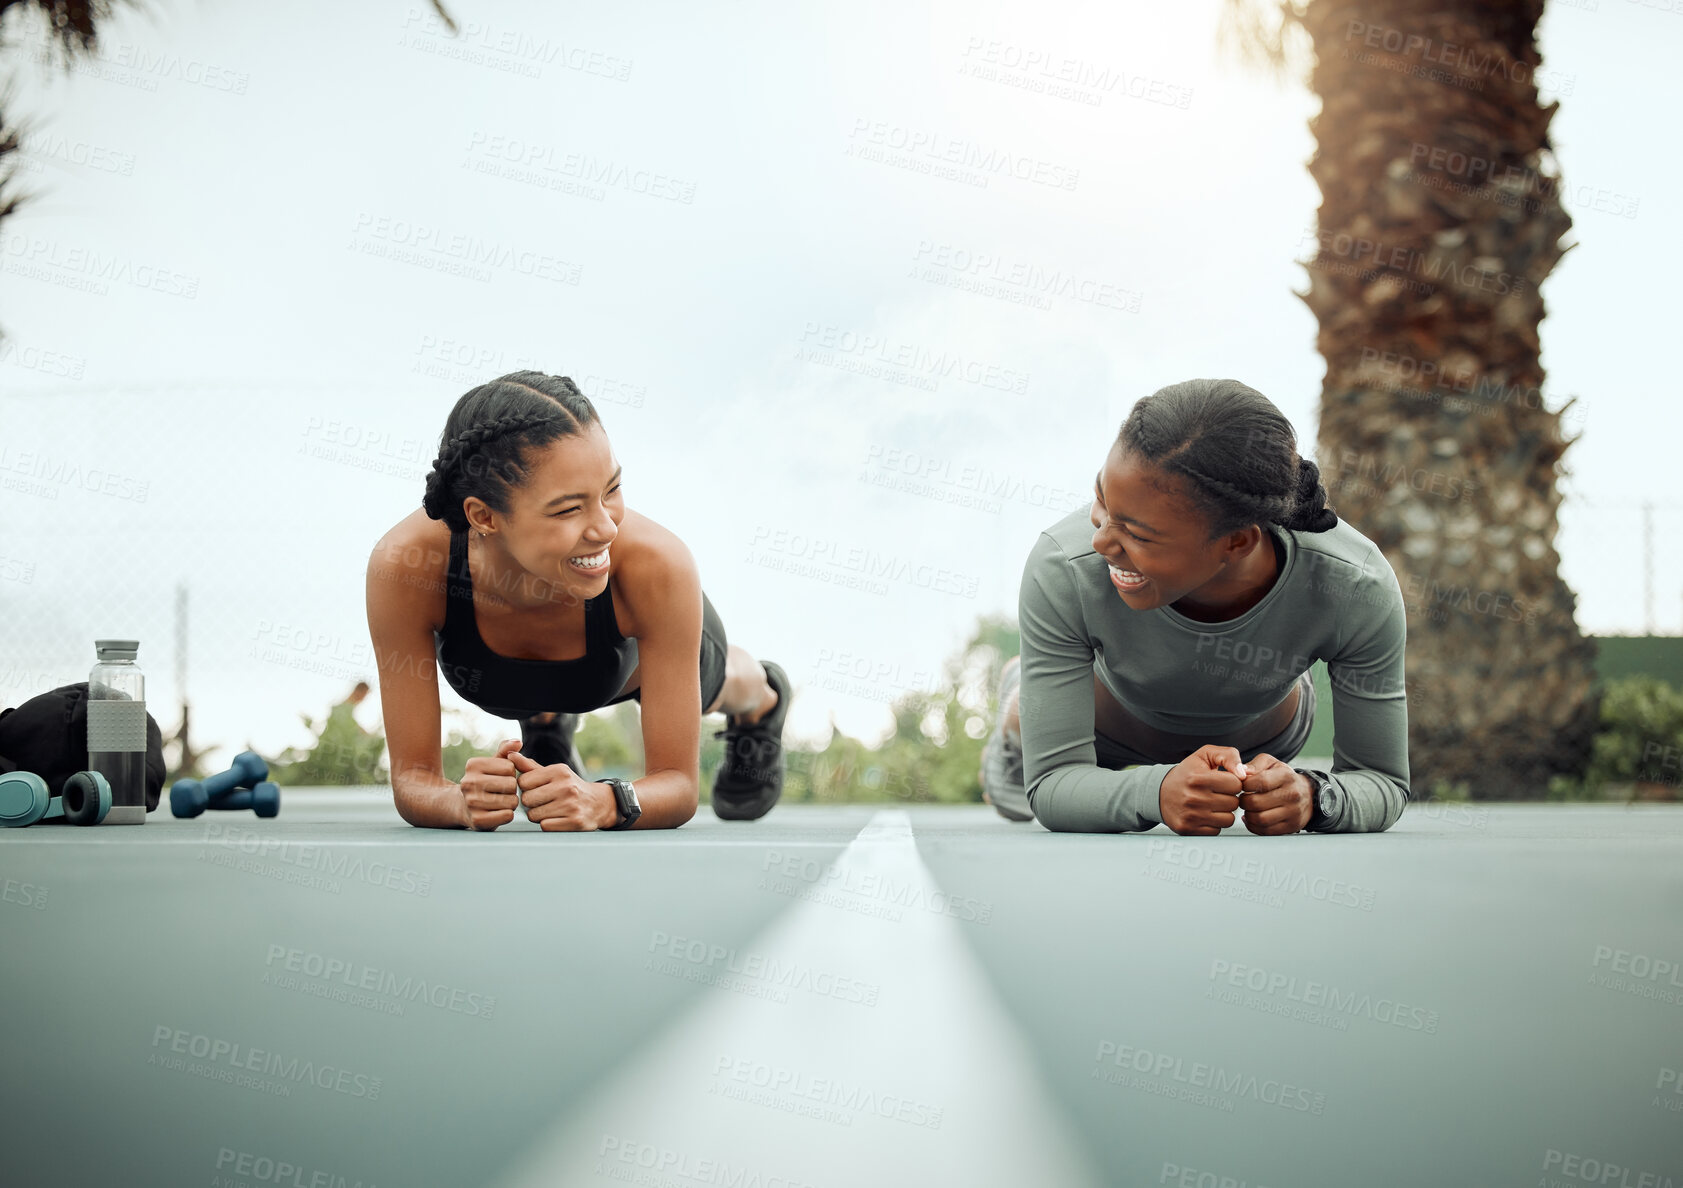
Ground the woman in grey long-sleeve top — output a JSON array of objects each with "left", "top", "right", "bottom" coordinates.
[{"left": 981, "top": 378, "right": 1409, "bottom": 836}]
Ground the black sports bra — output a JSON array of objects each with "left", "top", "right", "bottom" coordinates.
[{"left": 432, "top": 528, "right": 639, "bottom": 718}]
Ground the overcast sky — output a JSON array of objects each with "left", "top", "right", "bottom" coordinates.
[{"left": 1, "top": 0, "right": 1676, "bottom": 759}]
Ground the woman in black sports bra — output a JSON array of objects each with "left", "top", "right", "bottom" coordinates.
[{"left": 366, "top": 371, "right": 791, "bottom": 831}]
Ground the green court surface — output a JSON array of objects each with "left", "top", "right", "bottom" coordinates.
[{"left": 2, "top": 795, "right": 1680, "bottom": 1188}]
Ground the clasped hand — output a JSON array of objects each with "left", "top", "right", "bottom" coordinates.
[
  {"left": 1157, "top": 745, "right": 1313, "bottom": 837},
  {"left": 458, "top": 740, "right": 615, "bottom": 831}
]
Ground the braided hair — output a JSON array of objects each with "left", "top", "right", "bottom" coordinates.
[
  {"left": 1116, "top": 378, "right": 1337, "bottom": 537},
  {"left": 422, "top": 371, "right": 601, "bottom": 533}
]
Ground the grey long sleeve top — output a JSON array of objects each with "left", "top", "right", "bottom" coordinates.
[{"left": 1017, "top": 506, "right": 1410, "bottom": 834}]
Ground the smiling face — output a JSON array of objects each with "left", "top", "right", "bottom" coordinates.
[
  {"left": 466, "top": 420, "right": 624, "bottom": 603},
  {"left": 1090, "top": 443, "right": 1272, "bottom": 616}
]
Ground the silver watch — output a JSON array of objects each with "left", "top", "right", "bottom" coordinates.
[
  {"left": 1296, "top": 767, "right": 1338, "bottom": 832},
  {"left": 602, "top": 776, "right": 641, "bottom": 830}
]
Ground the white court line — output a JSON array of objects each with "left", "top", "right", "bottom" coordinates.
[{"left": 495, "top": 809, "right": 1103, "bottom": 1188}]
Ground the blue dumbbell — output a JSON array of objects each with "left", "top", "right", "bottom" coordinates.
[
  {"left": 0, "top": 770, "right": 113, "bottom": 827},
  {"left": 170, "top": 751, "right": 269, "bottom": 818},
  {"left": 191, "top": 780, "right": 280, "bottom": 819}
]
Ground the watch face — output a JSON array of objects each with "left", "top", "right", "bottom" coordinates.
[
  {"left": 1299, "top": 770, "right": 1332, "bottom": 820},
  {"left": 1313, "top": 774, "right": 1334, "bottom": 816}
]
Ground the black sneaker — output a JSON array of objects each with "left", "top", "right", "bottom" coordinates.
[
  {"left": 711, "top": 660, "right": 790, "bottom": 821},
  {"left": 518, "top": 712, "right": 587, "bottom": 779}
]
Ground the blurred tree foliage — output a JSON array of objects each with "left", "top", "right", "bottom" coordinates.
[
  {"left": 439, "top": 709, "right": 488, "bottom": 784},
  {"left": 268, "top": 695, "right": 388, "bottom": 786},
  {"left": 759, "top": 614, "right": 1020, "bottom": 806},
  {"left": 1547, "top": 676, "right": 1683, "bottom": 801},
  {"left": 578, "top": 702, "right": 643, "bottom": 775}
]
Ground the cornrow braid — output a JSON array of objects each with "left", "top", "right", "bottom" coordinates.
[
  {"left": 422, "top": 372, "right": 601, "bottom": 533},
  {"left": 422, "top": 413, "right": 544, "bottom": 522},
  {"left": 1117, "top": 378, "right": 1338, "bottom": 538},
  {"left": 1169, "top": 462, "right": 1295, "bottom": 528}
]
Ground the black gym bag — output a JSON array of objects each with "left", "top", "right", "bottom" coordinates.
[{"left": 0, "top": 682, "right": 166, "bottom": 812}]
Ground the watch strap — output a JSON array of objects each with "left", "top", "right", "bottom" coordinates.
[
  {"left": 1296, "top": 768, "right": 1337, "bottom": 832},
  {"left": 602, "top": 777, "right": 641, "bottom": 830}
]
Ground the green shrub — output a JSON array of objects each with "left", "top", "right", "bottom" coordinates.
[
  {"left": 268, "top": 700, "right": 388, "bottom": 786},
  {"left": 1547, "top": 675, "right": 1683, "bottom": 799}
]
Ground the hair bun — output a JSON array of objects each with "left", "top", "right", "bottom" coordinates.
[
  {"left": 1287, "top": 458, "right": 1338, "bottom": 532},
  {"left": 421, "top": 460, "right": 453, "bottom": 523}
]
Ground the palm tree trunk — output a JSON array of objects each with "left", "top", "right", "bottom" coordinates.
[{"left": 1297, "top": 0, "right": 1597, "bottom": 798}]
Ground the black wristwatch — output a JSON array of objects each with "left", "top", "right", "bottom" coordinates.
[
  {"left": 1296, "top": 768, "right": 1338, "bottom": 832},
  {"left": 602, "top": 776, "right": 641, "bottom": 830}
]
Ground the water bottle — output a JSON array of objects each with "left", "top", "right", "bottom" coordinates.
[{"left": 88, "top": 639, "right": 148, "bottom": 824}]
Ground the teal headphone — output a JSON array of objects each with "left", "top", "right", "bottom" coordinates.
[{"left": 0, "top": 770, "right": 113, "bottom": 827}]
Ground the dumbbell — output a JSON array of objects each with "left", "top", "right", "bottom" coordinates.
[
  {"left": 184, "top": 780, "right": 280, "bottom": 819},
  {"left": 170, "top": 750, "right": 270, "bottom": 818},
  {"left": 0, "top": 770, "right": 113, "bottom": 827}
]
